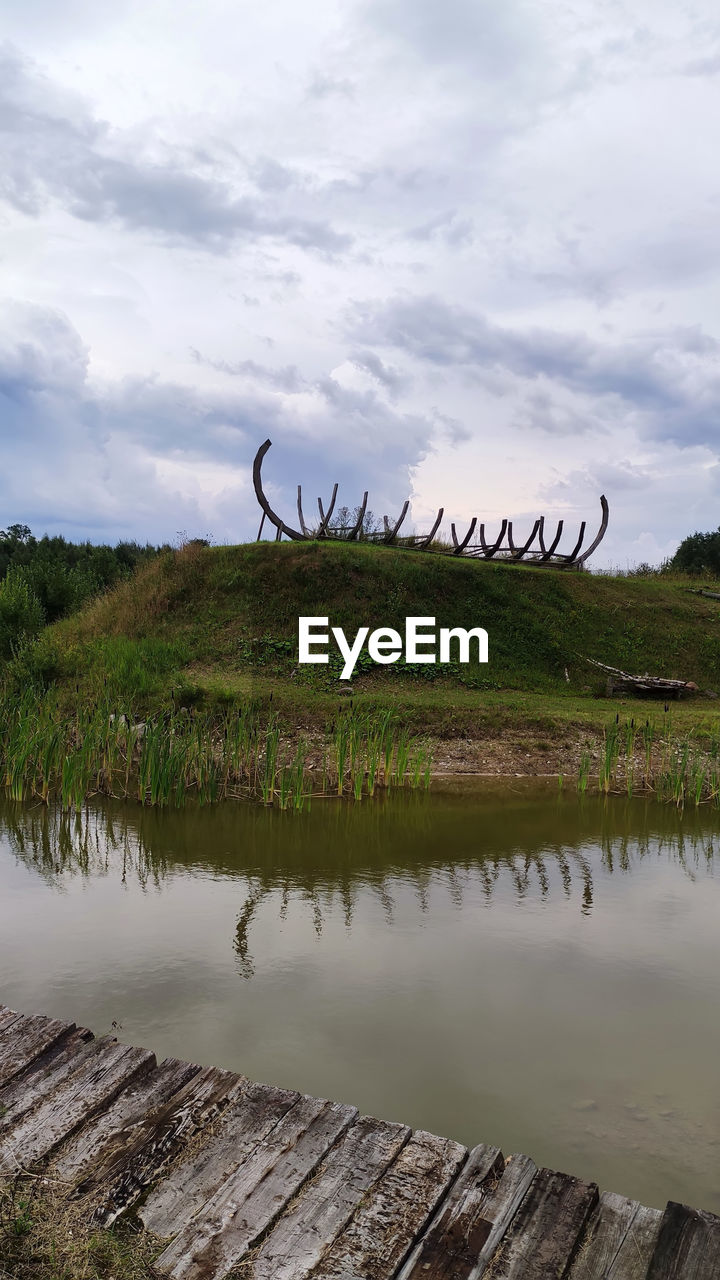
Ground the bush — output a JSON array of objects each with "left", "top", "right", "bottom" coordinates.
[
  {"left": 672, "top": 528, "right": 720, "bottom": 575},
  {"left": 0, "top": 568, "right": 45, "bottom": 658}
]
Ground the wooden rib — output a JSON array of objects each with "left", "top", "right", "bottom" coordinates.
[
  {"left": 415, "top": 508, "right": 444, "bottom": 550},
  {"left": 562, "top": 521, "right": 587, "bottom": 564},
  {"left": 478, "top": 520, "right": 508, "bottom": 558},
  {"left": 296, "top": 486, "right": 311, "bottom": 537},
  {"left": 538, "top": 520, "right": 564, "bottom": 563},
  {"left": 314, "top": 1129, "right": 467, "bottom": 1280},
  {"left": 256, "top": 510, "right": 266, "bottom": 540},
  {"left": 508, "top": 519, "right": 541, "bottom": 560},
  {"left": 646, "top": 1201, "right": 720, "bottom": 1279},
  {"left": 383, "top": 500, "right": 410, "bottom": 543},
  {"left": 317, "top": 484, "right": 339, "bottom": 537},
  {"left": 483, "top": 1167, "right": 599, "bottom": 1279},
  {"left": 139, "top": 1080, "right": 301, "bottom": 1239},
  {"left": 569, "top": 1193, "right": 662, "bottom": 1280},
  {"left": 0, "top": 1013, "right": 77, "bottom": 1089},
  {"left": 0, "top": 1040, "right": 155, "bottom": 1172},
  {"left": 347, "top": 492, "right": 369, "bottom": 540},
  {"left": 574, "top": 496, "right": 609, "bottom": 567},
  {"left": 251, "top": 1116, "right": 410, "bottom": 1280},
  {"left": 154, "top": 1097, "right": 357, "bottom": 1279},
  {"left": 252, "top": 439, "right": 304, "bottom": 540},
  {"left": 81, "top": 1065, "right": 244, "bottom": 1227},
  {"left": 452, "top": 518, "right": 477, "bottom": 556}
]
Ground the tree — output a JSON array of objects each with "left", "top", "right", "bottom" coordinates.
[
  {"left": 329, "top": 505, "right": 382, "bottom": 539},
  {"left": 671, "top": 527, "right": 720, "bottom": 575}
]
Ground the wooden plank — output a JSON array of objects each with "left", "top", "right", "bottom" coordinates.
[
  {"left": 154, "top": 1097, "right": 357, "bottom": 1280},
  {"left": 250, "top": 1115, "right": 410, "bottom": 1280},
  {"left": 484, "top": 1167, "right": 599, "bottom": 1280},
  {"left": 397, "top": 1147, "right": 536, "bottom": 1280},
  {"left": 646, "top": 1201, "right": 720, "bottom": 1279},
  {"left": 569, "top": 1193, "right": 662, "bottom": 1280},
  {"left": 313, "top": 1129, "right": 468, "bottom": 1280},
  {"left": 140, "top": 1079, "right": 300, "bottom": 1238},
  {"left": 0, "top": 1039, "right": 154, "bottom": 1172},
  {"left": 51, "top": 1056, "right": 203, "bottom": 1184},
  {"left": 607, "top": 1205, "right": 663, "bottom": 1279},
  {"left": 83, "top": 1065, "right": 245, "bottom": 1227},
  {"left": 0, "top": 1006, "right": 20, "bottom": 1035},
  {"left": 0, "top": 1012, "right": 76, "bottom": 1088},
  {"left": 465, "top": 1154, "right": 540, "bottom": 1280},
  {"left": 0, "top": 1028, "right": 97, "bottom": 1134}
]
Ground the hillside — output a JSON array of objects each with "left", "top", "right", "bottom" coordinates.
[{"left": 13, "top": 541, "right": 720, "bottom": 762}]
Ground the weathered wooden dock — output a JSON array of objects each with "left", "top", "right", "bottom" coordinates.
[{"left": 1, "top": 1005, "right": 719, "bottom": 1279}]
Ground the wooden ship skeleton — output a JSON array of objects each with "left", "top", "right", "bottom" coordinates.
[{"left": 253, "top": 438, "right": 609, "bottom": 569}]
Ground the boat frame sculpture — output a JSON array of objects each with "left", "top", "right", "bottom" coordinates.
[{"left": 253, "top": 438, "right": 609, "bottom": 569}]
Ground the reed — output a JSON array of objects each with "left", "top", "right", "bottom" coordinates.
[
  {"left": 575, "top": 712, "right": 720, "bottom": 808},
  {"left": 0, "top": 690, "right": 431, "bottom": 812}
]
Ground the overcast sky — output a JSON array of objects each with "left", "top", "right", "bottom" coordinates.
[{"left": 1, "top": 0, "right": 720, "bottom": 567}]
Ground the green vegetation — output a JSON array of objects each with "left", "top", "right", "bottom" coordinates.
[
  {"left": 0, "top": 523, "right": 161, "bottom": 658},
  {"left": 0, "top": 1172, "right": 158, "bottom": 1280},
  {"left": 0, "top": 691, "right": 430, "bottom": 812},
  {"left": 671, "top": 523, "right": 720, "bottom": 575},
  {"left": 18, "top": 537, "right": 720, "bottom": 710},
  {"left": 2, "top": 537, "right": 720, "bottom": 804},
  {"left": 576, "top": 713, "right": 720, "bottom": 807}
]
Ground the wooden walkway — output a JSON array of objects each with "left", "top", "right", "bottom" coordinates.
[{"left": 1, "top": 1005, "right": 719, "bottom": 1279}]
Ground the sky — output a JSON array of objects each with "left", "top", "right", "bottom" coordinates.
[{"left": 1, "top": 0, "right": 720, "bottom": 568}]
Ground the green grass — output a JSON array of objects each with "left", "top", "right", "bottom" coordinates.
[{"left": 5, "top": 538, "right": 720, "bottom": 756}]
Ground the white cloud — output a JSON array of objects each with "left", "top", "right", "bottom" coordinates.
[{"left": 0, "top": 1, "right": 720, "bottom": 565}]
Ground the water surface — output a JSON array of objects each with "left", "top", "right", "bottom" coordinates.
[{"left": 1, "top": 786, "right": 719, "bottom": 1213}]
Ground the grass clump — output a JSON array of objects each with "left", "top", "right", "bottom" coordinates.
[{"left": 0, "top": 1172, "right": 159, "bottom": 1280}]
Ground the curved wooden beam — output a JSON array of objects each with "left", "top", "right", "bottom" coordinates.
[
  {"left": 574, "top": 495, "right": 609, "bottom": 566},
  {"left": 415, "top": 508, "right": 444, "bottom": 550},
  {"left": 478, "top": 519, "right": 507, "bottom": 558},
  {"left": 383, "top": 500, "right": 410, "bottom": 543},
  {"left": 347, "top": 492, "right": 369, "bottom": 541},
  {"left": 317, "top": 484, "right": 339, "bottom": 537},
  {"left": 538, "top": 519, "right": 564, "bottom": 563},
  {"left": 297, "top": 485, "right": 311, "bottom": 537},
  {"left": 253, "top": 439, "right": 304, "bottom": 540},
  {"left": 562, "top": 521, "right": 586, "bottom": 564},
  {"left": 451, "top": 517, "right": 477, "bottom": 555},
  {"left": 508, "top": 519, "right": 541, "bottom": 560}
]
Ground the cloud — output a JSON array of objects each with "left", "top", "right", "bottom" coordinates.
[
  {"left": 348, "top": 294, "right": 720, "bottom": 447},
  {"left": 0, "top": 45, "right": 352, "bottom": 253},
  {"left": 348, "top": 351, "right": 409, "bottom": 399},
  {"left": 190, "top": 350, "right": 307, "bottom": 394},
  {"left": 0, "top": 302, "right": 438, "bottom": 541}
]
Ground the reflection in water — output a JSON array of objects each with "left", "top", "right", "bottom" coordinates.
[
  {"left": 1, "top": 787, "right": 719, "bottom": 1215},
  {"left": 3, "top": 794, "right": 716, "bottom": 976}
]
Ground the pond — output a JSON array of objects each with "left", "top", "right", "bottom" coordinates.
[{"left": 0, "top": 784, "right": 719, "bottom": 1215}]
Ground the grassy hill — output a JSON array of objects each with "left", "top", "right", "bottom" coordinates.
[{"left": 14, "top": 540, "right": 720, "bottom": 748}]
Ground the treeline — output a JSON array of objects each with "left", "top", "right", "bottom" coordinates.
[{"left": 0, "top": 524, "right": 163, "bottom": 658}]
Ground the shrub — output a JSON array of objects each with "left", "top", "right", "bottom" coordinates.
[{"left": 0, "top": 568, "right": 45, "bottom": 658}]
